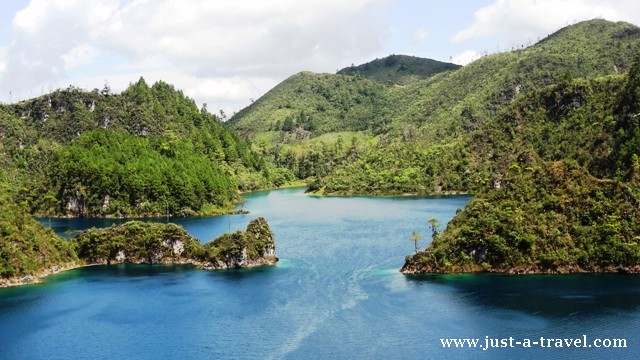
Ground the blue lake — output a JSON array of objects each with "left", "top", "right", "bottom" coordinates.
[{"left": 1, "top": 188, "right": 639, "bottom": 359}]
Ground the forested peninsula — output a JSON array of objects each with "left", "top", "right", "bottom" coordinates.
[
  {"left": 0, "top": 207, "right": 277, "bottom": 288},
  {"left": 403, "top": 48, "right": 640, "bottom": 274}
]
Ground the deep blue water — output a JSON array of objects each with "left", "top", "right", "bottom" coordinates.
[{"left": 1, "top": 188, "right": 640, "bottom": 359}]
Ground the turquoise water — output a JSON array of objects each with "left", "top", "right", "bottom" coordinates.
[{"left": 1, "top": 188, "right": 640, "bottom": 359}]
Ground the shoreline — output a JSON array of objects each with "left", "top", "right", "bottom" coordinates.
[
  {"left": 0, "top": 262, "right": 84, "bottom": 288},
  {"left": 0, "top": 259, "right": 279, "bottom": 289},
  {"left": 400, "top": 263, "right": 640, "bottom": 275},
  {"left": 308, "top": 189, "right": 472, "bottom": 197}
]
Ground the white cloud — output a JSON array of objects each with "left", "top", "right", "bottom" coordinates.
[
  {"left": 0, "top": 0, "right": 389, "bottom": 111},
  {"left": 451, "top": 50, "right": 479, "bottom": 66},
  {"left": 62, "top": 44, "right": 99, "bottom": 69},
  {"left": 3, "top": 0, "right": 119, "bottom": 97},
  {"left": 0, "top": 47, "right": 6, "bottom": 75},
  {"left": 453, "top": 0, "right": 640, "bottom": 45},
  {"left": 413, "top": 27, "right": 429, "bottom": 44},
  {"left": 101, "top": 0, "right": 386, "bottom": 77}
]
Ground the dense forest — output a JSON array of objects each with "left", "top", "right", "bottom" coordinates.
[
  {"left": 0, "top": 78, "right": 294, "bottom": 217},
  {"left": 0, "top": 176, "right": 77, "bottom": 279},
  {"left": 403, "top": 51, "right": 640, "bottom": 273}
]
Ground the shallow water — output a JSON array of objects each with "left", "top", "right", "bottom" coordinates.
[{"left": 2, "top": 188, "right": 639, "bottom": 359}]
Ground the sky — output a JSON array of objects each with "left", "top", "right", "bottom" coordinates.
[{"left": 0, "top": 0, "right": 639, "bottom": 115}]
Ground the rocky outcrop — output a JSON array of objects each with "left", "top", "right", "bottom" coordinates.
[
  {"left": 0, "top": 262, "right": 79, "bottom": 288},
  {"left": 72, "top": 218, "right": 278, "bottom": 269}
]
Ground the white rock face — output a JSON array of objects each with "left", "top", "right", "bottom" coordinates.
[{"left": 115, "top": 250, "right": 126, "bottom": 262}]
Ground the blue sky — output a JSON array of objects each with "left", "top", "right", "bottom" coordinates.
[{"left": 0, "top": 0, "right": 638, "bottom": 114}]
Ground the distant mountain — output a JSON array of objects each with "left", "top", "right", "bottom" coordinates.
[
  {"left": 232, "top": 19, "right": 640, "bottom": 143},
  {"left": 227, "top": 72, "right": 386, "bottom": 137},
  {"left": 337, "top": 54, "right": 461, "bottom": 85}
]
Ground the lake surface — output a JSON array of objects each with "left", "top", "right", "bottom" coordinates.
[{"left": 2, "top": 188, "right": 640, "bottom": 359}]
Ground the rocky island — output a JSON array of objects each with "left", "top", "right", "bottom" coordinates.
[{"left": 73, "top": 217, "right": 277, "bottom": 270}]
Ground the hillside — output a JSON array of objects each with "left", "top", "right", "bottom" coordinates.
[
  {"left": 337, "top": 54, "right": 460, "bottom": 85},
  {"left": 309, "top": 19, "right": 640, "bottom": 194},
  {"left": 401, "top": 155, "right": 640, "bottom": 274},
  {"left": 0, "top": 181, "right": 77, "bottom": 285},
  {"left": 227, "top": 71, "right": 387, "bottom": 137},
  {"left": 0, "top": 78, "right": 291, "bottom": 217},
  {"left": 227, "top": 20, "right": 640, "bottom": 194},
  {"left": 402, "top": 51, "right": 640, "bottom": 274}
]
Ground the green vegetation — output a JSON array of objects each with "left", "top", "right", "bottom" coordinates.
[
  {"left": 1, "top": 211, "right": 276, "bottom": 285},
  {"left": 228, "top": 72, "right": 387, "bottom": 137},
  {"left": 337, "top": 54, "right": 460, "bottom": 85},
  {"left": 409, "top": 231, "right": 422, "bottom": 254},
  {"left": 403, "top": 50, "right": 640, "bottom": 274},
  {"left": 402, "top": 154, "right": 640, "bottom": 274},
  {"left": 0, "top": 78, "right": 291, "bottom": 217},
  {"left": 73, "top": 217, "right": 277, "bottom": 269},
  {"left": 0, "top": 180, "right": 77, "bottom": 279},
  {"left": 49, "top": 129, "right": 238, "bottom": 217},
  {"left": 229, "top": 20, "right": 640, "bottom": 196}
]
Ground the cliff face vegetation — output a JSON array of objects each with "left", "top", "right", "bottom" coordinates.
[{"left": 0, "top": 183, "right": 77, "bottom": 285}]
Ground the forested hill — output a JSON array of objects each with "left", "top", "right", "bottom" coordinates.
[
  {"left": 307, "top": 19, "right": 640, "bottom": 194},
  {"left": 226, "top": 71, "right": 386, "bottom": 137},
  {"left": 402, "top": 51, "right": 640, "bottom": 274},
  {"left": 230, "top": 20, "right": 640, "bottom": 144},
  {"left": 0, "top": 78, "right": 291, "bottom": 217},
  {"left": 336, "top": 54, "right": 461, "bottom": 85}
]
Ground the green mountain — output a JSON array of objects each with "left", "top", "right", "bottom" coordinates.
[
  {"left": 227, "top": 71, "right": 387, "bottom": 137},
  {"left": 337, "top": 54, "right": 461, "bottom": 85},
  {"left": 402, "top": 51, "right": 640, "bottom": 274},
  {"left": 227, "top": 20, "right": 640, "bottom": 194},
  {"left": 0, "top": 78, "right": 290, "bottom": 217},
  {"left": 309, "top": 19, "right": 640, "bottom": 194}
]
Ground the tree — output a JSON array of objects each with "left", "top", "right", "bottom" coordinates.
[
  {"left": 101, "top": 80, "right": 111, "bottom": 96},
  {"left": 282, "top": 116, "right": 294, "bottom": 132},
  {"left": 428, "top": 217, "right": 440, "bottom": 239},
  {"left": 409, "top": 231, "right": 422, "bottom": 254}
]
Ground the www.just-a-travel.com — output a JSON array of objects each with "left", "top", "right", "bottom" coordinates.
[{"left": 440, "top": 335, "right": 627, "bottom": 350}]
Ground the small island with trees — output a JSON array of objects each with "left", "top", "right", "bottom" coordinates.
[{"left": 1, "top": 187, "right": 278, "bottom": 288}]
